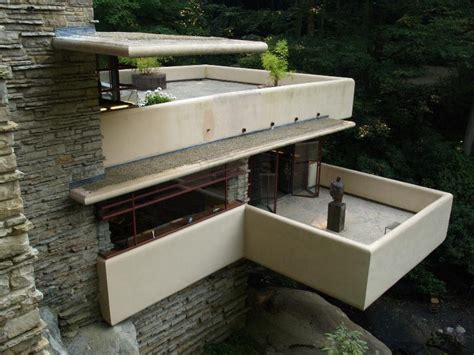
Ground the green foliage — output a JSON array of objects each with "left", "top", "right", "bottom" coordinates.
[
  {"left": 94, "top": 0, "right": 207, "bottom": 35},
  {"left": 119, "top": 57, "right": 161, "bottom": 74},
  {"left": 408, "top": 263, "right": 447, "bottom": 296},
  {"left": 135, "top": 57, "right": 161, "bottom": 74},
  {"left": 322, "top": 324, "right": 369, "bottom": 355},
  {"left": 203, "top": 333, "right": 263, "bottom": 355},
  {"left": 93, "top": 0, "right": 140, "bottom": 31},
  {"left": 261, "top": 39, "right": 289, "bottom": 86}
]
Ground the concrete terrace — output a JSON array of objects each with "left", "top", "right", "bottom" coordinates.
[
  {"left": 276, "top": 188, "right": 414, "bottom": 245},
  {"left": 119, "top": 79, "right": 260, "bottom": 103}
]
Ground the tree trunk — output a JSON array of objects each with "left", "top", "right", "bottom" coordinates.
[
  {"left": 463, "top": 102, "right": 474, "bottom": 156},
  {"left": 307, "top": 0, "right": 316, "bottom": 36},
  {"left": 295, "top": 0, "right": 305, "bottom": 37},
  {"left": 319, "top": 0, "right": 326, "bottom": 36}
]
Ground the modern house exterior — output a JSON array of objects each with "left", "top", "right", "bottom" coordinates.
[{"left": 0, "top": 2, "right": 452, "bottom": 354}]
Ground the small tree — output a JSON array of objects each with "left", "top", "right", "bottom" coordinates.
[
  {"left": 322, "top": 323, "right": 369, "bottom": 355},
  {"left": 135, "top": 57, "right": 161, "bottom": 75},
  {"left": 261, "top": 39, "right": 289, "bottom": 86},
  {"left": 119, "top": 57, "right": 161, "bottom": 75}
]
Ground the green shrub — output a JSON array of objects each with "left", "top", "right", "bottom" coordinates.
[
  {"left": 322, "top": 323, "right": 369, "bottom": 355},
  {"left": 118, "top": 57, "right": 161, "bottom": 75},
  {"left": 408, "top": 263, "right": 447, "bottom": 296},
  {"left": 203, "top": 333, "right": 263, "bottom": 355},
  {"left": 261, "top": 39, "right": 289, "bottom": 86},
  {"left": 135, "top": 57, "right": 161, "bottom": 74}
]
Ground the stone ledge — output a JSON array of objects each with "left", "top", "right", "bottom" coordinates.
[
  {"left": 0, "top": 5, "right": 66, "bottom": 11},
  {"left": 0, "top": 320, "right": 47, "bottom": 354},
  {"left": 0, "top": 66, "right": 12, "bottom": 80},
  {"left": 0, "top": 122, "right": 18, "bottom": 133}
]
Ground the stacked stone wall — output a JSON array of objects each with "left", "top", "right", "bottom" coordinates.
[
  {"left": 0, "top": 63, "right": 47, "bottom": 354},
  {"left": 227, "top": 158, "right": 249, "bottom": 203},
  {"left": 0, "top": 1, "right": 104, "bottom": 337},
  {"left": 132, "top": 261, "right": 249, "bottom": 354},
  {"left": 2, "top": 2, "right": 253, "bottom": 351}
]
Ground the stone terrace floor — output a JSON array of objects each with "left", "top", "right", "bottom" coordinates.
[
  {"left": 119, "top": 79, "right": 259, "bottom": 104},
  {"left": 276, "top": 188, "right": 414, "bottom": 245}
]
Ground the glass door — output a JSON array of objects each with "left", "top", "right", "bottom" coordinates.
[{"left": 292, "top": 140, "right": 321, "bottom": 197}]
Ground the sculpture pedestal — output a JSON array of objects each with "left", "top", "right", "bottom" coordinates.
[{"left": 327, "top": 201, "right": 346, "bottom": 232}]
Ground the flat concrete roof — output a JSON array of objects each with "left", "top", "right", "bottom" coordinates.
[
  {"left": 276, "top": 188, "right": 414, "bottom": 245},
  {"left": 53, "top": 31, "right": 268, "bottom": 57},
  {"left": 117, "top": 79, "right": 260, "bottom": 104},
  {"left": 70, "top": 118, "right": 355, "bottom": 205}
]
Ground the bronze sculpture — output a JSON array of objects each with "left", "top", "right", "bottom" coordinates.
[
  {"left": 327, "top": 176, "right": 346, "bottom": 232},
  {"left": 330, "top": 176, "right": 344, "bottom": 203}
]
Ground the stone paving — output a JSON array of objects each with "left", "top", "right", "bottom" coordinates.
[
  {"left": 276, "top": 188, "right": 414, "bottom": 245},
  {"left": 118, "top": 79, "right": 259, "bottom": 104}
]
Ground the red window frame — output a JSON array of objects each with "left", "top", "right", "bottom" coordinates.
[{"left": 97, "top": 165, "right": 246, "bottom": 259}]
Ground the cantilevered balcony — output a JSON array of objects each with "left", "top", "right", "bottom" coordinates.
[
  {"left": 99, "top": 65, "right": 355, "bottom": 167},
  {"left": 57, "top": 29, "right": 451, "bottom": 328},
  {"left": 96, "top": 163, "right": 452, "bottom": 325}
]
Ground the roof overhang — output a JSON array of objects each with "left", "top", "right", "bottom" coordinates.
[
  {"left": 52, "top": 27, "right": 268, "bottom": 57},
  {"left": 70, "top": 118, "right": 355, "bottom": 205}
]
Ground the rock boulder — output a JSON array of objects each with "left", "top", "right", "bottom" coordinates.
[
  {"left": 65, "top": 321, "right": 139, "bottom": 355},
  {"left": 246, "top": 287, "right": 391, "bottom": 354}
]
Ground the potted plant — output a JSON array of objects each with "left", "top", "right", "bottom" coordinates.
[
  {"left": 131, "top": 57, "right": 167, "bottom": 90},
  {"left": 261, "top": 39, "right": 289, "bottom": 87}
]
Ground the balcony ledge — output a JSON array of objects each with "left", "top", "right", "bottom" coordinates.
[
  {"left": 97, "top": 163, "right": 452, "bottom": 325},
  {"left": 99, "top": 65, "right": 355, "bottom": 167},
  {"left": 53, "top": 30, "right": 268, "bottom": 57},
  {"left": 70, "top": 118, "right": 354, "bottom": 205}
]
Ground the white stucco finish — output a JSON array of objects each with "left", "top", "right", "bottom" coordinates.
[
  {"left": 100, "top": 65, "right": 355, "bottom": 167},
  {"left": 244, "top": 205, "right": 371, "bottom": 309},
  {"left": 98, "top": 205, "right": 246, "bottom": 326},
  {"left": 97, "top": 164, "right": 452, "bottom": 325}
]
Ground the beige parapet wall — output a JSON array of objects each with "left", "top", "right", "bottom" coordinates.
[
  {"left": 97, "top": 205, "right": 246, "bottom": 326},
  {"left": 244, "top": 205, "right": 371, "bottom": 309},
  {"left": 97, "top": 164, "right": 452, "bottom": 325},
  {"left": 100, "top": 65, "right": 355, "bottom": 167}
]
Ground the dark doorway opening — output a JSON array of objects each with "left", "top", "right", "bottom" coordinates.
[{"left": 249, "top": 140, "right": 322, "bottom": 213}]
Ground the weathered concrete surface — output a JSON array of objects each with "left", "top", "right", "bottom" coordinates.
[
  {"left": 246, "top": 287, "right": 391, "bottom": 354},
  {"left": 53, "top": 32, "right": 268, "bottom": 57},
  {"left": 277, "top": 188, "right": 414, "bottom": 245},
  {"left": 65, "top": 321, "right": 139, "bottom": 355},
  {"left": 71, "top": 118, "right": 354, "bottom": 205},
  {"left": 118, "top": 79, "right": 259, "bottom": 103}
]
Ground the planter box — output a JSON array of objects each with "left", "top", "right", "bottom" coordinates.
[{"left": 131, "top": 72, "right": 167, "bottom": 90}]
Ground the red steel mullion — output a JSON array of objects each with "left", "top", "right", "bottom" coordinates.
[
  {"left": 317, "top": 139, "right": 322, "bottom": 197},
  {"left": 99, "top": 202, "right": 244, "bottom": 259},
  {"left": 100, "top": 167, "right": 242, "bottom": 212},
  {"left": 273, "top": 151, "right": 279, "bottom": 214},
  {"left": 224, "top": 164, "right": 228, "bottom": 210},
  {"left": 131, "top": 193, "right": 138, "bottom": 247},
  {"left": 100, "top": 169, "right": 244, "bottom": 220},
  {"left": 134, "top": 173, "right": 237, "bottom": 211},
  {"left": 316, "top": 161, "right": 321, "bottom": 197}
]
